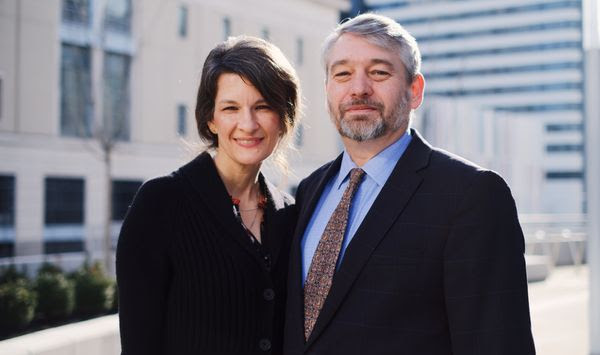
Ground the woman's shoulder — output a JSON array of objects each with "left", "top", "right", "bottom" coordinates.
[{"left": 135, "top": 174, "right": 182, "bottom": 203}]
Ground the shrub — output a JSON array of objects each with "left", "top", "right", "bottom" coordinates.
[
  {"left": 0, "top": 280, "right": 37, "bottom": 335},
  {"left": 110, "top": 282, "right": 119, "bottom": 313},
  {"left": 37, "top": 262, "right": 63, "bottom": 276},
  {"left": 71, "top": 262, "right": 112, "bottom": 316},
  {"left": 34, "top": 272, "right": 74, "bottom": 321},
  {"left": 0, "top": 265, "right": 28, "bottom": 284}
]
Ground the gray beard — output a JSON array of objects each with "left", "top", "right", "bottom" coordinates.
[
  {"left": 339, "top": 114, "right": 387, "bottom": 142},
  {"left": 332, "top": 93, "right": 410, "bottom": 142}
]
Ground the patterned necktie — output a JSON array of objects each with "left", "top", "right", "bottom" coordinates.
[{"left": 303, "top": 167, "right": 365, "bottom": 341}]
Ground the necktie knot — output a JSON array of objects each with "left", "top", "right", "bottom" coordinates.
[{"left": 348, "top": 168, "right": 365, "bottom": 191}]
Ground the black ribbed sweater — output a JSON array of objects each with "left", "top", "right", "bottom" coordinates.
[{"left": 116, "top": 153, "right": 296, "bottom": 355}]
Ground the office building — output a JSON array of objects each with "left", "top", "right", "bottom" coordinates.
[{"left": 355, "top": 0, "right": 586, "bottom": 214}]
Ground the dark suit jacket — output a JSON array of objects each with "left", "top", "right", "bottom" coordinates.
[
  {"left": 117, "top": 152, "right": 295, "bottom": 355},
  {"left": 284, "top": 129, "right": 535, "bottom": 355}
]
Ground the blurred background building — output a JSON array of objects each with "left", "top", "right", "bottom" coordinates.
[
  {"left": 0, "top": 0, "right": 346, "bottom": 270},
  {"left": 348, "top": 1, "right": 598, "bottom": 351},
  {"left": 353, "top": 0, "right": 586, "bottom": 215}
]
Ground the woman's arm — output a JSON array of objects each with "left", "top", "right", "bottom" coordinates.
[{"left": 116, "top": 177, "right": 175, "bottom": 355}]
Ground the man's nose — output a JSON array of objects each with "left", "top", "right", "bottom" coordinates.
[{"left": 349, "top": 72, "right": 373, "bottom": 98}]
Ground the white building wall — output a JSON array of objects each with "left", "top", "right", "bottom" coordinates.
[{"left": 0, "top": 0, "right": 347, "bottom": 258}]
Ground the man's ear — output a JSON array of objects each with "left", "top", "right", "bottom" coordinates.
[{"left": 409, "top": 73, "right": 425, "bottom": 110}]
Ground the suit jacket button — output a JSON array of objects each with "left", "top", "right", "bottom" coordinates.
[
  {"left": 263, "top": 288, "right": 275, "bottom": 301},
  {"left": 259, "top": 338, "right": 271, "bottom": 351}
]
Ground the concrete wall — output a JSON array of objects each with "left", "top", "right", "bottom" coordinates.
[{"left": 0, "top": 315, "right": 120, "bottom": 355}]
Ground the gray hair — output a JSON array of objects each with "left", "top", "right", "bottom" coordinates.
[{"left": 322, "top": 13, "right": 421, "bottom": 83}]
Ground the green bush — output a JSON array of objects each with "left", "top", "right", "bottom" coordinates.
[
  {"left": 34, "top": 272, "right": 74, "bottom": 321},
  {"left": 0, "top": 265, "right": 28, "bottom": 284},
  {"left": 37, "top": 262, "right": 63, "bottom": 276},
  {"left": 71, "top": 262, "right": 112, "bottom": 316},
  {"left": 110, "top": 282, "right": 119, "bottom": 313},
  {"left": 0, "top": 280, "right": 37, "bottom": 335}
]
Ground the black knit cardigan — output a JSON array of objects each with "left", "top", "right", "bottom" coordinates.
[{"left": 116, "top": 152, "right": 296, "bottom": 355}]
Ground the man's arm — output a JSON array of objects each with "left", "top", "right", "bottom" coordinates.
[{"left": 443, "top": 170, "right": 536, "bottom": 354}]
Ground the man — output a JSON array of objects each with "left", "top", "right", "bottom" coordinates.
[{"left": 284, "top": 13, "right": 536, "bottom": 355}]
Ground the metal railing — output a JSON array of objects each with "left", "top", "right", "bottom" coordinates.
[{"left": 521, "top": 213, "right": 586, "bottom": 267}]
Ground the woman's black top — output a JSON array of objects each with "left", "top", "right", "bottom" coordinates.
[{"left": 116, "top": 152, "right": 296, "bottom": 355}]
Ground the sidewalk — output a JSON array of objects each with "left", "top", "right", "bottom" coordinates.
[
  {"left": 0, "top": 265, "right": 589, "bottom": 355},
  {"left": 529, "top": 265, "right": 589, "bottom": 355}
]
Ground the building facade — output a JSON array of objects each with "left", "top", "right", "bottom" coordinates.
[
  {"left": 0, "top": 0, "right": 346, "bottom": 263},
  {"left": 355, "top": 0, "right": 586, "bottom": 214}
]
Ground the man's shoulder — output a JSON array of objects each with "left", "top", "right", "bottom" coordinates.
[
  {"left": 302, "top": 159, "right": 337, "bottom": 184},
  {"left": 294, "top": 158, "right": 339, "bottom": 203},
  {"left": 426, "top": 146, "right": 510, "bottom": 193},
  {"left": 429, "top": 146, "right": 486, "bottom": 175},
  {"left": 131, "top": 173, "right": 182, "bottom": 207}
]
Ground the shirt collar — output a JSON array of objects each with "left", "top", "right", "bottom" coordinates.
[{"left": 335, "top": 130, "right": 413, "bottom": 190}]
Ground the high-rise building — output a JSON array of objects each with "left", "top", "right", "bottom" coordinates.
[{"left": 355, "top": 0, "right": 586, "bottom": 214}]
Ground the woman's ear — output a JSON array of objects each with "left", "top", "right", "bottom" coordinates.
[{"left": 208, "top": 121, "right": 217, "bottom": 134}]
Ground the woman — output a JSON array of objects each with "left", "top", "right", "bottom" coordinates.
[{"left": 116, "top": 36, "right": 300, "bottom": 355}]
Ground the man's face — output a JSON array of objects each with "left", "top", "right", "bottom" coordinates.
[{"left": 325, "top": 33, "right": 416, "bottom": 142}]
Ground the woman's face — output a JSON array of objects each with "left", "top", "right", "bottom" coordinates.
[{"left": 208, "top": 73, "right": 282, "bottom": 172}]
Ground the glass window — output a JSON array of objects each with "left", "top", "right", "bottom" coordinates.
[
  {"left": 177, "top": 104, "right": 187, "bottom": 136},
  {"left": 62, "top": 0, "right": 91, "bottom": 25},
  {"left": 546, "top": 123, "right": 583, "bottom": 132},
  {"left": 429, "top": 82, "right": 581, "bottom": 97},
  {"left": 45, "top": 178, "right": 85, "bottom": 225},
  {"left": 104, "top": 0, "right": 132, "bottom": 33},
  {"left": 0, "top": 175, "right": 15, "bottom": 229},
  {"left": 223, "top": 17, "right": 231, "bottom": 40},
  {"left": 0, "top": 175, "right": 15, "bottom": 257},
  {"left": 178, "top": 5, "right": 188, "bottom": 38},
  {"left": 545, "top": 171, "right": 583, "bottom": 179},
  {"left": 416, "top": 21, "right": 581, "bottom": 42},
  {"left": 103, "top": 52, "right": 131, "bottom": 141},
  {"left": 546, "top": 144, "right": 583, "bottom": 153},
  {"left": 380, "top": 1, "right": 580, "bottom": 25},
  {"left": 112, "top": 180, "right": 142, "bottom": 221},
  {"left": 44, "top": 177, "right": 85, "bottom": 254},
  {"left": 61, "top": 44, "right": 93, "bottom": 137}
]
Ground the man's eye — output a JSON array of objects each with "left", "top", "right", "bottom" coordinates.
[
  {"left": 371, "top": 70, "right": 390, "bottom": 77},
  {"left": 333, "top": 71, "right": 350, "bottom": 78}
]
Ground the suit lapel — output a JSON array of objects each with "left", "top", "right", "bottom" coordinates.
[
  {"left": 305, "top": 130, "right": 432, "bottom": 349},
  {"left": 296, "top": 156, "right": 343, "bottom": 239},
  {"left": 287, "top": 155, "right": 343, "bottom": 349}
]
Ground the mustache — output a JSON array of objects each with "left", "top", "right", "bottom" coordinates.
[{"left": 339, "top": 99, "right": 384, "bottom": 113}]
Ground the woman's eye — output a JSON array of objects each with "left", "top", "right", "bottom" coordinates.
[
  {"left": 223, "top": 106, "right": 238, "bottom": 111},
  {"left": 256, "top": 105, "right": 272, "bottom": 111}
]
